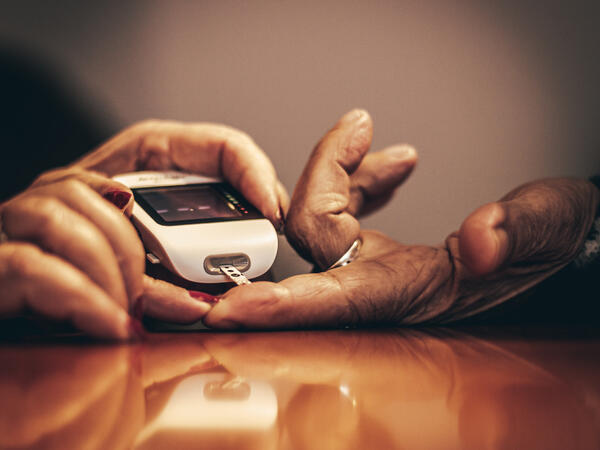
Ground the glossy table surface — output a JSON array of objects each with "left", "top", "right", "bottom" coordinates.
[{"left": 1, "top": 326, "right": 599, "bottom": 450}]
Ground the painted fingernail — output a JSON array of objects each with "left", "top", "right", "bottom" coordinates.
[
  {"left": 188, "top": 290, "right": 220, "bottom": 305},
  {"left": 127, "top": 317, "right": 146, "bottom": 341},
  {"left": 103, "top": 191, "right": 132, "bottom": 209}
]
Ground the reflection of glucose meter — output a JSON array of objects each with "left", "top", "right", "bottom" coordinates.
[
  {"left": 134, "top": 373, "right": 278, "bottom": 449},
  {"left": 113, "top": 171, "right": 278, "bottom": 283}
]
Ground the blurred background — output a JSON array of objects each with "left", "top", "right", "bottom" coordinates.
[{"left": 1, "top": 0, "right": 599, "bottom": 257}]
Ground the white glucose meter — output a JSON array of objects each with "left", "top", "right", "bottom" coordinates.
[{"left": 113, "top": 171, "right": 278, "bottom": 283}]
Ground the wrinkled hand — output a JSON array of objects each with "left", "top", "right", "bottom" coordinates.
[
  {"left": 204, "top": 110, "right": 599, "bottom": 328},
  {"left": 0, "top": 119, "right": 290, "bottom": 338}
]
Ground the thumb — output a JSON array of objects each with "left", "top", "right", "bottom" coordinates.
[
  {"left": 458, "top": 202, "right": 511, "bottom": 276},
  {"left": 458, "top": 178, "right": 599, "bottom": 276}
]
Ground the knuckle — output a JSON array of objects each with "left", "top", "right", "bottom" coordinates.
[
  {"left": 4, "top": 195, "right": 63, "bottom": 229},
  {"left": 59, "top": 178, "right": 91, "bottom": 196},
  {"left": 3, "top": 243, "right": 44, "bottom": 279},
  {"left": 29, "top": 197, "right": 67, "bottom": 229}
]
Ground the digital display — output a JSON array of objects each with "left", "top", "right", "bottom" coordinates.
[{"left": 133, "top": 184, "right": 257, "bottom": 225}]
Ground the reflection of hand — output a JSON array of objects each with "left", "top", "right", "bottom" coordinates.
[
  {"left": 201, "top": 330, "right": 598, "bottom": 449},
  {"left": 0, "top": 337, "right": 214, "bottom": 449},
  {"left": 0, "top": 346, "right": 139, "bottom": 449},
  {"left": 204, "top": 110, "right": 599, "bottom": 328}
]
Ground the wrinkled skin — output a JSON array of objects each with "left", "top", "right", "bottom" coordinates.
[
  {"left": 2, "top": 112, "right": 597, "bottom": 337},
  {"left": 0, "top": 120, "right": 289, "bottom": 338},
  {"left": 203, "top": 110, "right": 599, "bottom": 328}
]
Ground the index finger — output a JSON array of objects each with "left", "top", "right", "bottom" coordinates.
[
  {"left": 285, "top": 109, "right": 373, "bottom": 268},
  {"left": 75, "top": 120, "right": 287, "bottom": 227}
]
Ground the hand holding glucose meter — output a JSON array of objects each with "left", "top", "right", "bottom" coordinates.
[{"left": 113, "top": 171, "right": 278, "bottom": 284}]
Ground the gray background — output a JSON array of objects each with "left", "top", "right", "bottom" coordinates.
[{"left": 2, "top": 0, "right": 599, "bottom": 275}]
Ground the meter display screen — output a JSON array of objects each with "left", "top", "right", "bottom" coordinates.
[{"left": 133, "top": 183, "right": 261, "bottom": 225}]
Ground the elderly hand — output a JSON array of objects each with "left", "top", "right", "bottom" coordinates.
[
  {"left": 203, "top": 109, "right": 599, "bottom": 328},
  {"left": 0, "top": 120, "right": 289, "bottom": 338}
]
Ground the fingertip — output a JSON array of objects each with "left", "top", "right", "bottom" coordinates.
[
  {"left": 204, "top": 283, "right": 287, "bottom": 329},
  {"left": 459, "top": 202, "right": 509, "bottom": 276},
  {"left": 84, "top": 307, "right": 133, "bottom": 341},
  {"left": 339, "top": 108, "right": 371, "bottom": 126},
  {"left": 383, "top": 144, "right": 418, "bottom": 165},
  {"left": 142, "top": 276, "right": 212, "bottom": 322}
]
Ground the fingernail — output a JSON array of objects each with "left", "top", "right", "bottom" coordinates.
[
  {"left": 127, "top": 317, "right": 146, "bottom": 341},
  {"left": 340, "top": 108, "right": 368, "bottom": 125},
  {"left": 103, "top": 191, "right": 132, "bottom": 209},
  {"left": 384, "top": 145, "right": 416, "bottom": 160},
  {"left": 188, "top": 290, "right": 220, "bottom": 305}
]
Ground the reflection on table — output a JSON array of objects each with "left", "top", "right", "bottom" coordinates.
[{"left": 1, "top": 327, "right": 599, "bottom": 449}]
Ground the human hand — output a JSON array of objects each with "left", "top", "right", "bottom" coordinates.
[
  {"left": 69, "top": 119, "right": 288, "bottom": 227},
  {"left": 0, "top": 176, "right": 211, "bottom": 339},
  {"left": 203, "top": 109, "right": 600, "bottom": 328},
  {"left": 0, "top": 119, "right": 292, "bottom": 338}
]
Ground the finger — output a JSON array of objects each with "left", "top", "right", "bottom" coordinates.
[
  {"left": 285, "top": 109, "right": 373, "bottom": 268},
  {"left": 0, "top": 243, "right": 133, "bottom": 339},
  {"left": 30, "top": 167, "right": 135, "bottom": 214},
  {"left": 75, "top": 120, "right": 285, "bottom": 227},
  {"left": 27, "top": 180, "right": 145, "bottom": 304},
  {"left": 348, "top": 144, "right": 418, "bottom": 217},
  {"left": 166, "top": 122, "right": 283, "bottom": 226},
  {"left": 139, "top": 275, "right": 211, "bottom": 323},
  {"left": 276, "top": 180, "right": 291, "bottom": 231},
  {"left": 204, "top": 232, "right": 411, "bottom": 329},
  {"left": 458, "top": 178, "right": 599, "bottom": 276},
  {"left": 2, "top": 195, "right": 129, "bottom": 308}
]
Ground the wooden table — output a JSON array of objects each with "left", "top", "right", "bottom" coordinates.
[{"left": 1, "top": 325, "right": 599, "bottom": 449}]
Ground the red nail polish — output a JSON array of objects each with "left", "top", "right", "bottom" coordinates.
[
  {"left": 188, "top": 290, "right": 220, "bottom": 305},
  {"left": 103, "top": 191, "right": 132, "bottom": 209},
  {"left": 127, "top": 317, "right": 147, "bottom": 341}
]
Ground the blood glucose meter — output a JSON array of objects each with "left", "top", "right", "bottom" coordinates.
[{"left": 113, "top": 171, "right": 278, "bottom": 283}]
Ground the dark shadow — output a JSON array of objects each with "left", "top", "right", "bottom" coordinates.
[{"left": 0, "top": 46, "right": 113, "bottom": 200}]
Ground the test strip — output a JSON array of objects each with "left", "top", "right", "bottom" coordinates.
[{"left": 219, "top": 264, "right": 252, "bottom": 285}]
